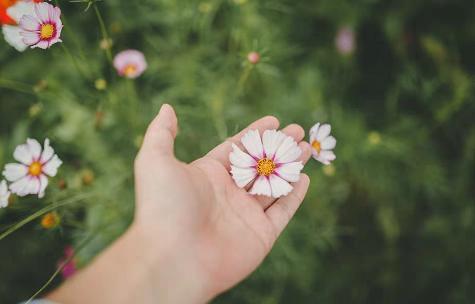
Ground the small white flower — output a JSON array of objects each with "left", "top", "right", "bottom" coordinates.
[
  {"left": 230, "top": 129, "right": 304, "bottom": 198},
  {"left": 309, "top": 123, "right": 336, "bottom": 165},
  {"left": 2, "top": 138, "right": 62, "bottom": 198},
  {"left": 0, "top": 180, "right": 10, "bottom": 208}
]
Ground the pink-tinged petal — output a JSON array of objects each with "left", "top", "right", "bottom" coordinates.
[
  {"left": 27, "top": 138, "right": 42, "bottom": 161},
  {"left": 262, "top": 130, "right": 286, "bottom": 159},
  {"left": 229, "top": 143, "right": 256, "bottom": 168},
  {"left": 38, "top": 174, "right": 48, "bottom": 198},
  {"left": 40, "top": 138, "right": 54, "bottom": 163},
  {"left": 7, "top": 1, "right": 36, "bottom": 22},
  {"left": 42, "top": 155, "right": 62, "bottom": 177},
  {"left": 316, "top": 124, "right": 331, "bottom": 141},
  {"left": 21, "top": 30, "right": 40, "bottom": 45},
  {"left": 13, "top": 143, "right": 33, "bottom": 165},
  {"left": 9, "top": 176, "right": 31, "bottom": 197},
  {"left": 321, "top": 136, "right": 336, "bottom": 150},
  {"left": 275, "top": 161, "right": 303, "bottom": 183},
  {"left": 19, "top": 14, "right": 39, "bottom": 31},
  {"left": 34, "top": 2, "right": 51, "bottom": 23},
  {"left": 2, "top": 25, "right": 28, "bottom": 52},
  {"left": 230, "top": 166, "right": 257, "bottom": 188},
  {"left": 3, "top": 163, "right": 28, "bottom": 182},
  {"left": 269, "top": 174, "right": 293, "bottom": 198},
  {"left": 274, "top": 136, "right": 301, "bottom": 164},
  {"left": 241, "top": 129, "right": 264, "bottom": 159},
  {"left": 249, "top": 175, "right": 272, "bottom": 196},
  {"left": 113, "top": 49, "right": 147, "bottom": 78},
  {"left": 31, "top": 39, "right": 50, "bottom": 49}
]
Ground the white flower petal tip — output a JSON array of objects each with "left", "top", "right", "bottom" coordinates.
[
  {"left": 229, "top": 129, "right": 304, "bottom": 199},
  {"left": 2, "top": 138, "right": 62, "bottom": 198},
  {"left": 17, "top": 2, "right": 63, "bottom": 50},
  {"left": 1, "top": 1, "right": 37, "bottom": 51},
  {"left": 113, "top": 49, "right": 148, "bottom": 79},
  {"left": 0, "top": 180, "right": 11, "bottom": 208},
  {"left": 309, "top": 123, "right": 337, "bottom": 165}
]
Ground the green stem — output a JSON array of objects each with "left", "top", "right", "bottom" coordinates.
[
  {"left": 0, "top": 79, "right": 34, "bottom": 94},
  {"left": 237, "top": 65, "right": 254, "bottom": 94},
  {"left": 94, "top": 3, "right": 113, "bottom": 63}
]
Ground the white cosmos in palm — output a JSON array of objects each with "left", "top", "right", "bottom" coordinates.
[
  {"left": 230, "top": 129, "right": 304, "bottom": 198},
  {"left": 3, "top": 138, "right": 62, "bottom": 198}
]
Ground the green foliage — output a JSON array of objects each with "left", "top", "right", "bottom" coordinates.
[{"left": 1, "top": 0, "right": 474, "bottom": 303}]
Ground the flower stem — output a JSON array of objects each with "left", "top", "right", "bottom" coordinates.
[
  {"left": 94, "top": 3, "right": 113, "bottom": 63},
  {"left": 0, "top": 78, "right": 34, "bottom": 94}
]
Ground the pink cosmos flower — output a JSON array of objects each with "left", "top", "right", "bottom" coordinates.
[
  {"left": 113, "top": 49, "right": 148, "bottom": 79},
  {"left": 309, "top": 123, "right": 336, "bottom": 165},
  {"left": 19, "top": 2, "right": 62, "bottom": 49},
  {"left": 58, "top": 246, "right": 77, "bottom": 279},
  {"left": 230, "top": 129, "right": 304, "bottom": 198},
  {"left": 335, "top": 26, "right": 355, "bottom": 56},
  {"left": 2, "top": 138, "right": 62, "bottom": 198}
]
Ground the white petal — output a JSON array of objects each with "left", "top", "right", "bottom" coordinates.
[
  {"left": 32, "top": 39, "right": 50, "bottom": 49},
  {"left": 262, "top": 130, "right": 286, "bottom": 159},
  {"left": 27, "top": 138, "right": 42, "bottom": 161},
  {"left": 316, "top": 124, "right": 331, "bottom": 141},
  {"left": 309, "top": 123, "right": 320, "bottom": 137},
  {"left": 275, "top": 161, "right": 303, "bottom": 183},
  {"left": 19, "top": 14, "right": 39, "bottom": 32},
  {"left": 3, "top": 163, "right": 28, "bottom": 182},
  {"left": 7, "top": 1, "right": 36, "bottom": 21},
  {"left": 249, "top": 175, "right": 271, "bottom": 197},
  {"left": 9, "top": 176, "right": 32, "bottom": 197},
  {"left": 241, "top": 129, "right": 264, "bottom": 159},
  {"left": 314, "top": 151, "right": 336, "bottom": 165},
  {"left": 0, "top": 180, "right": 9, "bottom": 208},
  {"left": 229, "top": 144, "right": 256, "bottom": 168},
  {"left": 0, "top": 180, "right": 7, "bottom": 195},
  {"left": 40, "top": 138, "right": 54, "bottom": 163},
  {"left": 13, "top": 143, "right": 33, "bottom": 165},
  {"left": 34, "top": 2, "right": 51, "bottom": 23},
  {"left": 274, "top": 136, "right": 302, "bottom": 164},
  {"left": 38, "top": 174, "right": 48, "bottom": 198},
  {"left": 269, "top": 174, "right": 293, "bottom": 198},
  {"left": 321, "top": 136, "right": 336, "bottom": 150},
  {"left": 42, "top": 155, "right": 62, "bottom": 177},
  {"left": 231, "top": 166, "right": 257, "bottom": 188},
  {"left": 21, "top": 30, "right": 40, "bottom": 45},
  {"left": 2, "top": 25, "right": 28, "bottom": 52}
]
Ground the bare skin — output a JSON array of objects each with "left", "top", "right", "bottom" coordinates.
[{"left": 48, "top": 104, "right": 312, "bottom": 304}]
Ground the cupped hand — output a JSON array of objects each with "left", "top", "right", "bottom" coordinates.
[{"left": 133, "top": 104, "right": 312, "bottom": 302}]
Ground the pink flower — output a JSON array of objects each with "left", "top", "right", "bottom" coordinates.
[
  {"left": 230, "top": 130, "right": 304, "bottom": 198},
  {"left": 247, "top": 51, "right": 260, "bottom": 64},
  {"left": 335, "top": 26, "right": 355, "bottom": 56},
  {"left": 19, "top": 2, "right": 62, "bottom": 49},
  {"left": 2, "top": 138, "right": 62, "bottom": 198},
  {"left": 113, "top": 49, "right": 148, "bottom": 79},
  {"left": 58, "top": 246, "right": 77, "bottom": 279}
]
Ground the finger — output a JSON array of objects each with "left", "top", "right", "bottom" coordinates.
[
  {"left": 206, "top": 116, "right": 279, "bottom": 167},
  {"left": 265, "top": 173, "right": 310, "bottom": 239},
  {"left": 142, "top": 104, "right": 178, "bottom": 156},
  {"left": 256, "top": 124, "right": 308, "bottom": 209}
]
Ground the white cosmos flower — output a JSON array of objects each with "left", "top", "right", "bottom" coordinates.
[
  {"left": 0, "top": 180, "right": 10, "bottom": 208},
  {"left": 2, "top": 138, "right": 62, "bottom": 198},
  {"left": 309, "top": 123, "right": 336, "bottom": 165},
  {"left": 230, "top": 129, "right": 304, "bottom": 198},
  {"left": 2, "top": 1, "right": 36, "bottom": 51}
]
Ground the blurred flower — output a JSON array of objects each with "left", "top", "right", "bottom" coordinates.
[
  {"left": 58, "top": 246, "right": 77, "bottom": 280},
  {"left": 368, "top": 131, "right": 381, "bottom": 145},
  {"left": 33, "top": 79, "right": 48, "bottom": 92},
  {"left": 28, "top": 102, "right": 42, "bottom": 117},
  {"left": 94, "top": 78, "right": 107, "bottom": 90},
  {"left": 247, "top": 51, "right": 260, "bottom": 64},
  {"left": 99, "top": 37, "right": 112, "bottom": 50},
  {"left": 0, "top": 180, "right": 10, "bottom": 208},
  {"left": 230, "top": 130, "right": 303, "bottom": 198},
  {"left": 19, "top": 2, "right": 63, "bottom": 49},
  {"left": 322, "top": 164, "right": 336, "bottom": 176},
  {"left": 335, "top": 26, "right": 355, "bottom": 56},
  {"left": 3, "top": 138, "right": 62, "bottom": 198},
  {"left": 113, "top": 49, "right": 147, "bottom": 79},
  {"left": 1, "top": 0, "right": 36, "bottom": 51},
  {"left": 41, "top": 211, "right": 60, "bottom": 229},
  {"left": 81, "top": 168, "right": 94, "bottom": 186},
  {"left": 309, "top": 123, "right": 336, "bottom": 165},
  {"left": 57, "top": 178, "right": 67, "bottom": 190}
]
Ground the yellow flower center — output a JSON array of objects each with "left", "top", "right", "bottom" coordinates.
[
  {"left": 256, "top": 158, "right": 276, "bottom": 176},
  {"left": 40, "top": 23, "right": 54, "bottom": 40},
  {"left": 29, "top": 161, "right": 42, "bottom": 177},
  {"left": 123, "top": 64, "right": 137, "bottom": 76},
  {"left": 312, "top": 140, "right": 321, "bottom": 153}
]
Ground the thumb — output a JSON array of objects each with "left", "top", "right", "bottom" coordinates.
[{"left": 142, "top": 104, "right": 178, "bottom": 156}]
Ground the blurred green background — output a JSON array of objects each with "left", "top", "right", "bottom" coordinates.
[{"left": 1, "top": 0, "right": 475, "bottom": 303}]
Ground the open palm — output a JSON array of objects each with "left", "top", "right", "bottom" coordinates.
[{"left": 134, "top": 104, "right": 311, "bottom": 298}]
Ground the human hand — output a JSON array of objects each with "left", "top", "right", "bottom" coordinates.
[{"left": 133, "top": 104, "right": 312, "bottom": 302}]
